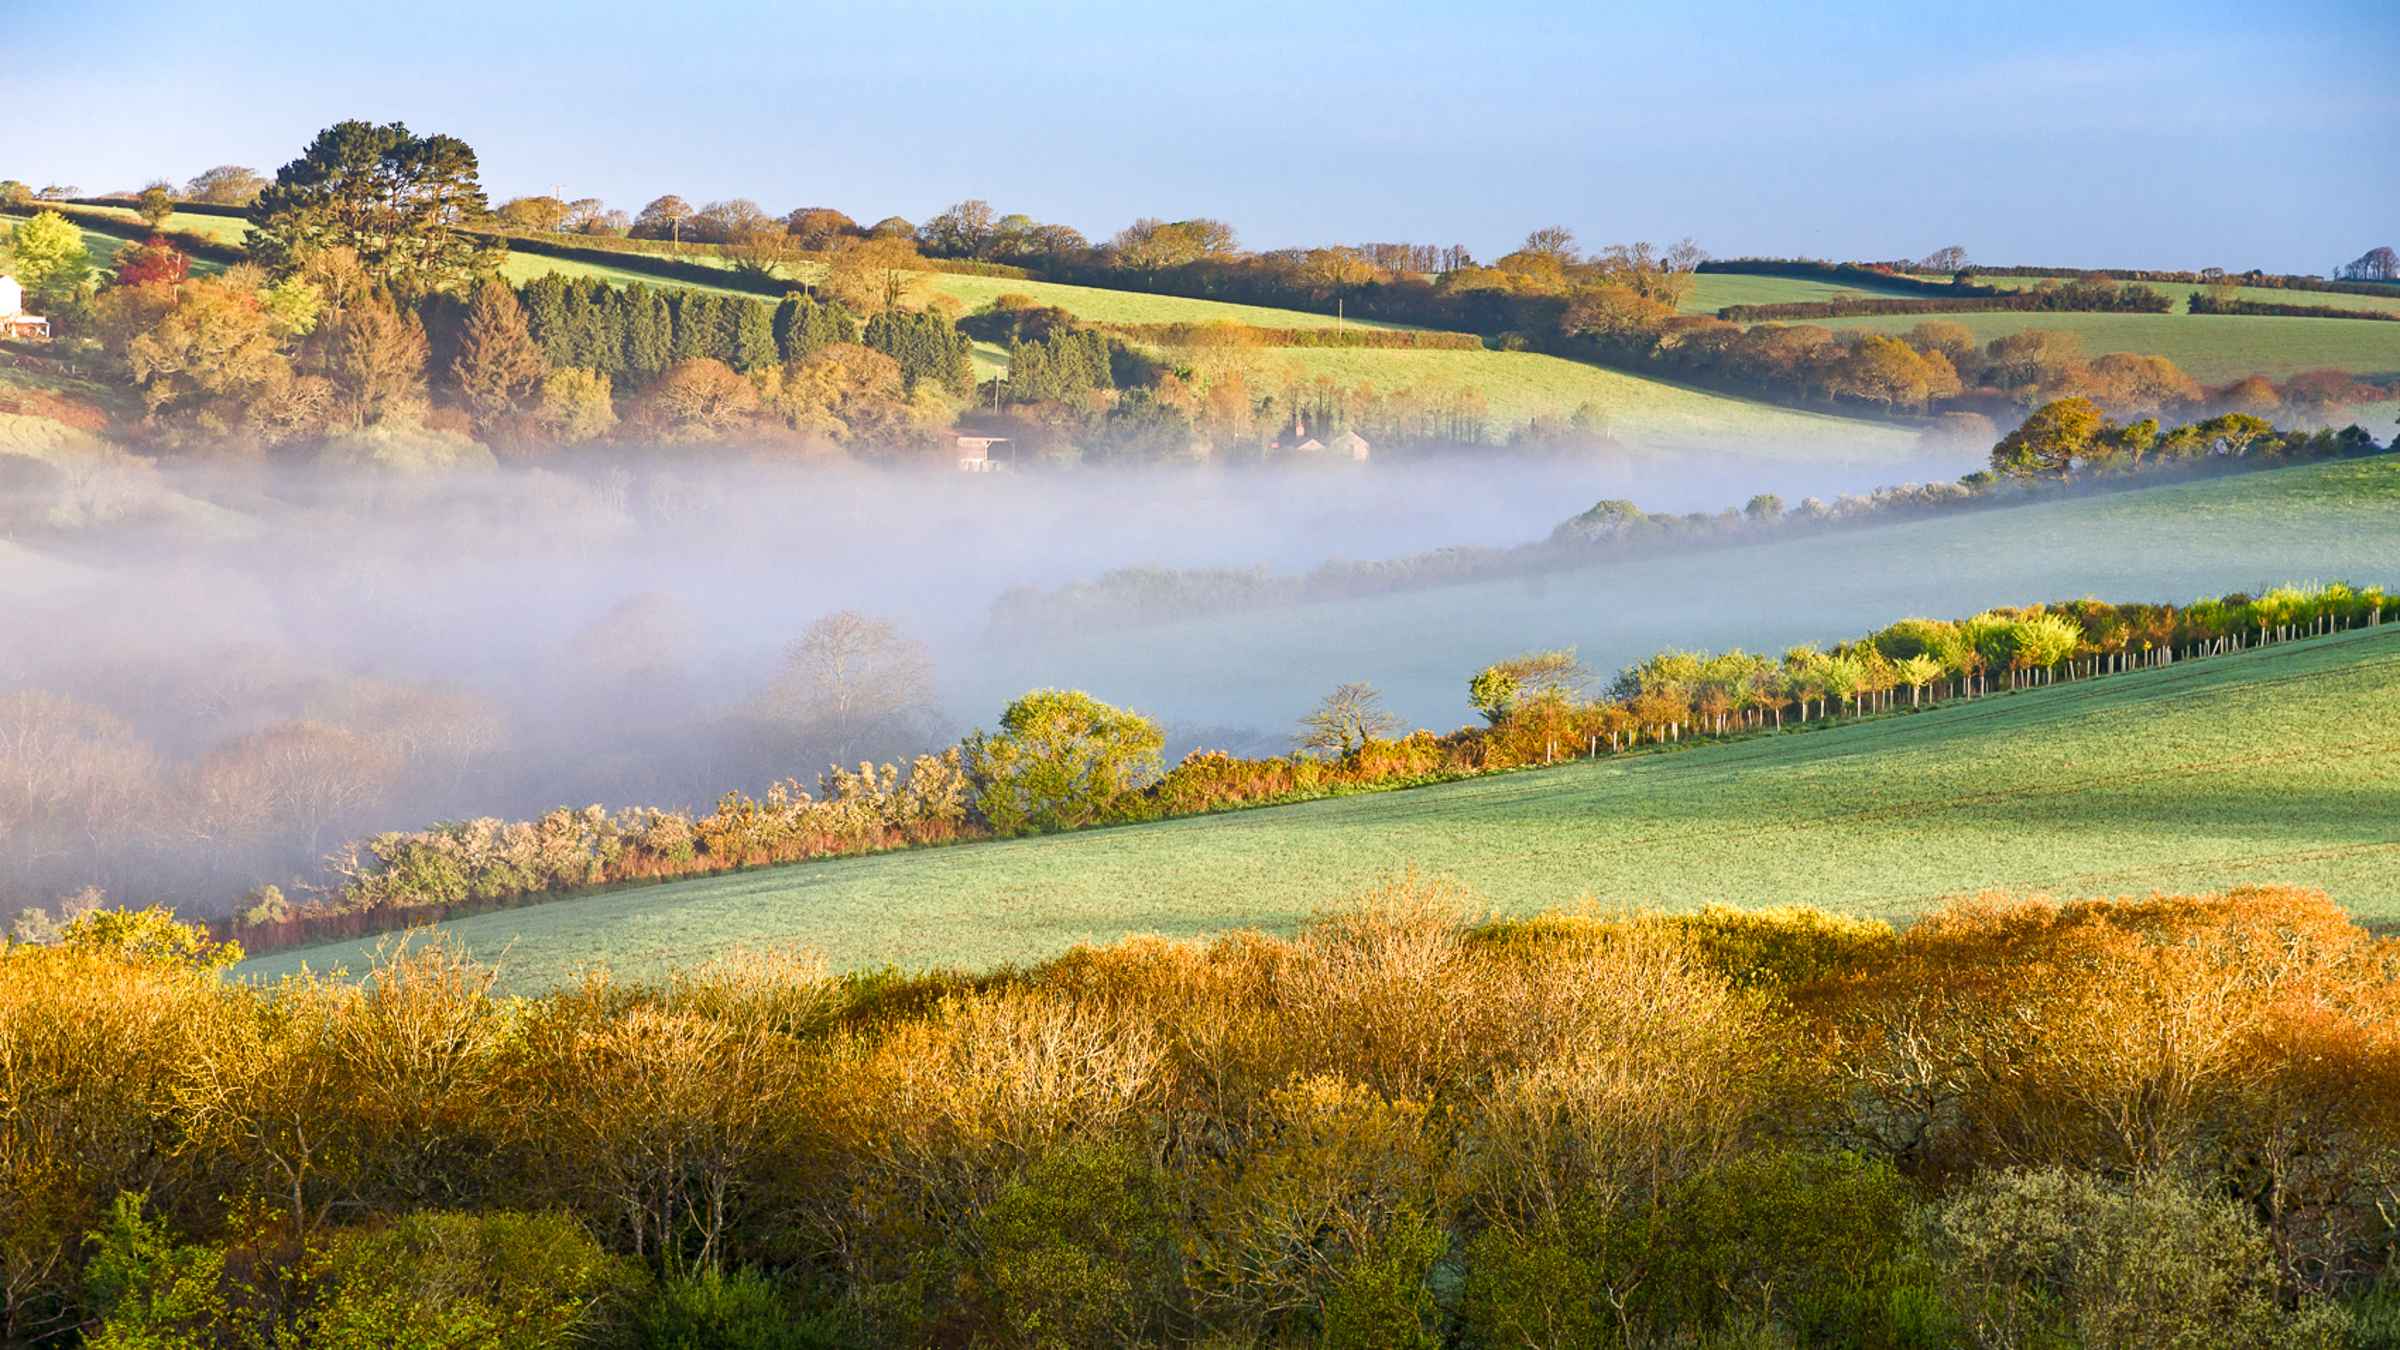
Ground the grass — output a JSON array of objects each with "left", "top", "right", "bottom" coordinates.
[
  {"left": 1917, "top": 273, "right": 2400, "bottom": 318},
  {"left": 1808, "top": 310, "right": 2400, "bottom": 384},
  {"left": 239, "top": 619, "right": 2400, "bottom": 990},
  {"left": 1213, "top": 346, "right": 1920, "bottom": 453},
  {"left": 1683, "top": 271, "right": 1940, "bottom": 314},
  {"left": 44, "top": 204, "right": 250, "bottom": 246}
]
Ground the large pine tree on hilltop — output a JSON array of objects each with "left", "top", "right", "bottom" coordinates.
[{"left": 247, "top": 120, "right": 497, "bottom": 299}]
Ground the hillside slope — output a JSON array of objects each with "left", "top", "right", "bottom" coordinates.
[
  {"left": 955, "top": 455, "right": 2400, "bottom": 729},
  {"left": 242, "top": 619, "right": 2400, "bottom": 990}
]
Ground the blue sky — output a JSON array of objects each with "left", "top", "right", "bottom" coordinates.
[{"left": 12, "top": 0, "right": 2396, "bottom": 271}]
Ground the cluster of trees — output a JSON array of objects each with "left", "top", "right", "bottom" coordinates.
[
  {"left": 3, "top": 119, "right": 1006, "bottom": 460},
  {"left": 25, "top": 228, "right": 976, "bottom": 457},
  {"left": 4, "top": 879, "right": 2398, "bottom": 1344},
  {"left": 1982, "top": 399, "right": 2381, "bottom": 480},
  {"left": 2335, "top": 245, "right": 2399, "bottom": 282}
]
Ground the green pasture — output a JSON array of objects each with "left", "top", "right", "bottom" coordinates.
[{"left": 241, "top": 620, "right": 2400, "bottom": 990}]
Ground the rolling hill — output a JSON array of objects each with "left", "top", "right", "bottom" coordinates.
[
  {"left": 239, "top": 617, "right": 2400, "bottom": 990},
  {"left": 951, "top": 454, "right": 2400, "bottom": 729}
]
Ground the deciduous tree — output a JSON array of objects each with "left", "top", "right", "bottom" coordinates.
[
  {"left": 1298, "top": 683, "right": 1401, "bottom": 756},
  {"left": 965, "top": 690, "right": 1163, "bottom": 835}
]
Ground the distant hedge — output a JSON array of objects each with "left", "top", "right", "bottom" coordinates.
[
  {"left": 1971, "top": 265, "right": 2400, "bottom": 301},
  {"left": 4, "top": 203, "right": 245, "bottom": 264},
  {"left": 69, "top": 196, "right": 250, "bottom": 221},
  {"left": 2186, "top": 291, "right": 2400, "bottom": 322},
  {"left": 1101, "top": 321, "right": 1485, "bottom": 350},
  {"left": 483, "top": 226, "right": 1036, "bottom": 279},
  {"left": 1721, "top": 282, "right": 2173, "bottom": 322},
  {"left": 1695, "top": 258, "right": 1998, "bottom": 298}
]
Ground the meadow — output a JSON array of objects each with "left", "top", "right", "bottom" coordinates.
[
  {"left": 1921, "top": 272, "right": 2400, "bottom": 317},
  {"left": 1681, "top": 270, "right": 1937, "bottom": 314},
  {"left": 1214, "top": 345, "right": 1923, "bottom": 452},
  {"left": 1811, "top": 309, "right": 2400, "bottom": 383},
  {"left": 242, "top": 604, "right": 2400, "bottom": 989}
]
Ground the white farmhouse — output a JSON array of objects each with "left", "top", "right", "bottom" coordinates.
[{"left": 0, "top": 275, "right": 50, "bottom": 340}]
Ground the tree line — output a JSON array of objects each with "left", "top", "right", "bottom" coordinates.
[{"left": 1, "top": 877, "right": 2395, "bottom": 1344}]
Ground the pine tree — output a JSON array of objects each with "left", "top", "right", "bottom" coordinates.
[
  {"left": 520, "top": 276, "right": 573, "bottom": 367},
  {"left": 670, "top": 292, "right": 712, "bottom": 364},
  {"left": 561, "top": 281, "right": 605, "bottom": 370},
  {"left": 702, "top": 294, "right": 739, "bottom": 364},
  {"left": 730, "top": 298, "right": 777, "bottom": 372},
  {"left": 624, "top": 285, "right": 672, "bottom": 382},
  {"left": 451, "top": 278, "right": 548, "bottom": 429},
  {"left": 592, "top": 287, "right": 631, "bottom": 378},
  {"left": 774, "top": 294, "right": 813, "bottom": 364}
]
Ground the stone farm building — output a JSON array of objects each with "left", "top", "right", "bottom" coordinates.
[
  {"left": 0, "top": 276, "right": 50, "bottom": 340},
  {"left": 957, "top": 435, "right": 1013, "bottom": 472},
  {"left": 1267, "top": 415, "right": 1370, "bottom": 462}
]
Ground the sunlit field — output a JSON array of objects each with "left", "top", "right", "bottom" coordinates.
[
  {"left": 1682, "top": 270, "right": 1934, "bottom": 313},
  {"left": 1921, "top": 272, "right": 2400, "bottom": 317},
  {"left": 242, "top": 620, "right": 2400, "bottom": 989},
  {"left": 1809, "top": 310, "right": 2400, "bottom": 383},
  {"left": 1216, "top": 345, "right": 1922, "bottom": 453}
]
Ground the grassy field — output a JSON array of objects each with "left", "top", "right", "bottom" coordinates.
[
  {"left": 1809, "top": 310, "right": 2400, "bottom": 383},
  {"left": 955, "top": 455, "right": 2400, "bottom": 730},
  {"left": 1217, "top": 346, "right": 1921, "bottom": 453},
  {"left": 1683, "top": 271, "right": 1938, "bottom": 314},
  {"left": 1914, "top": 273, "right": 2400, "bottom": 317},
  {"left": 240, "top": 620, "right": 2400, "bottom": 989}
]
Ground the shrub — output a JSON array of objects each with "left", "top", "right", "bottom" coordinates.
[
  {"left": 300, "top": 1211, "right": 635, "bottom": 1349},
  {"left": 634, "top": 1268, "right": 839, "bottom": 1350},
  {"left": 964, "top": 689, "right": 1164, "bottom": 835},
  {"left": 966, "top": 1141, "right": 1182, "bottom": 1348},
  {"left": 1924, "top": 1166, "right": 2345, "bottom": 1349}
]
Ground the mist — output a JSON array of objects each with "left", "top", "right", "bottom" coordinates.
[{"left": 0, "top": 431, "right": 2203, "bottom": 917}]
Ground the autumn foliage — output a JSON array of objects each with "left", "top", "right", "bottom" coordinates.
[{"left": 2, "top": 881, "right": 2394, "bottom": 1343}]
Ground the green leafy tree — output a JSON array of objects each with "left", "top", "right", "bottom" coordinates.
[
  {"left": 1468, "top": 649, "right": 1587, "bottom": 725},
  {"left": 6, "top": 210, "right": 96, "bottom": 307},
  {"left": 1991, "top": 396, "right": 2107, "bottom": 480},
  {"left": 965, "top": 690, "right": 1163, "bottom": 835},
  {"left": 450, "top": 277, "right": 547, "bottom": 431},
  {"left": 246, "top": 119, "right": 496, "bottom": 297},
  {"left": 131, "top": 183, "right": 175, "bottom": 228}
]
